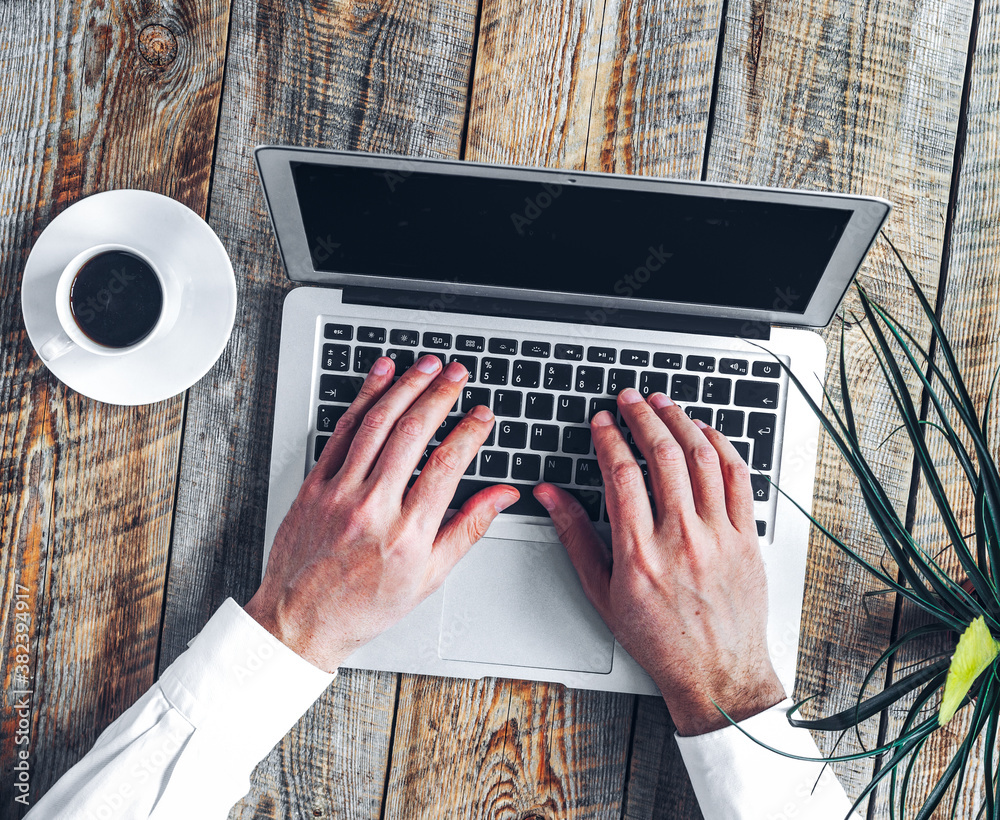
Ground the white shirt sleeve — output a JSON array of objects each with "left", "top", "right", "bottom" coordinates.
[
  {"left": 674, "top": 699, "right": 860, "bottom": 820},
  {"left": 24, "top": 598, "right": 335, "bottom": 820}
]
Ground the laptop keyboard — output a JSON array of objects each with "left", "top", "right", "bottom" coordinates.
[{"left": 312, "top": 320, "right": 785, "bottom": 539}]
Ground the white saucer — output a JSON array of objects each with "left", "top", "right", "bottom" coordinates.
[{"left": 21, "top": 190, "right": 237, "bottom": 405}]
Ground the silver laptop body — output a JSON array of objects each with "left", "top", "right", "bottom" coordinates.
[{"left": 256, "top": 147, "right": 891, "bottom": 696}]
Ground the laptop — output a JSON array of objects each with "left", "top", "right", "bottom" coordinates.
[{"left": 256, "top": 146, "right": 891, "bottom": 696}]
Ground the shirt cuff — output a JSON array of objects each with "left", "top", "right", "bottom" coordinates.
[
  {"left": 158, "top": 598, "right": 336, "bottom": 753},
  {"left": 674, "top": 699, "right": 859, "bottom": 820}
]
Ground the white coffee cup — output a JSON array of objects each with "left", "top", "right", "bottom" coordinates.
[{"left": 38, "top": 243, "right": 182, "bottom": 361}]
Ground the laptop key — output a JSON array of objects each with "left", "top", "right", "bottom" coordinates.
[
  {"left": 589, "top": 398, "right": 617, "bottom": 421},
  {"left": 670, "top": 374, "right": 700, "bottom": 402},
  {"left": 479, "top": 450, "right": 509, "bottom": 478},
  {"left": 733, "top": 441, "right": 750, "bottom": 463},
  {"left": 456, "top": 334, "right": 485, "bottom": 352},
  {"left": 423, "top": 332, "right": 452, "bottom": 349},
  {"left": 639, "top": 371, "right": 668, "bottom": 397},
  {"left": 530, "top": 424, "right": 560, "bottom": 452},
  {"left": 621, "top": 349, "right": 649, "bottom": 367},
  {"left": 544, "top": 363, "right": 573, "bottom": 391},
  {"left": 314, "top": 435, "right": 331, "bottom": 461},
  {"left": 511, "top": 453, "right": 541, "bottom": 481},
  {"left": 756, "top": 520, "right": 766, "bottom": 537},
  {"left": 354, "top": 346, "right": 383, "bottom": 373},
  {"left": 607, "top": 369, "right": 636, "bottom": 395},
  {"left": 653, "top": 352, "right": 682, "bottom": 369},
  {"left": 557, "top": 395, "right": 586, "bottom": 423},
  {"left": 511, "top": 360, "right": 541, "bottom": 387},
  {"left": 322, "top": 343, "right": 350, "bottom": 371},
  {"left": 752, "top": 361, "right": 781, "bottom": 378},
  {"left": 498, "top": 421, "right": 528, "bottom": 449},
  {"left": 720, "top": 358, "right": 749, "bottom": 375},
  {"left": 434, "top": 414, "right": 463, "bottom": 443},
  {"left": 748, "top": 412, "right": 776, "bottom": 470},
  {"left": 450, "top": 354, "right": 478, "bottom": 381},
  {"left": 751, "top": 474, "right": 770, "bottom": 502},
  {"left": 493, "top": 390, "right": 523, "bottom": 417},
  {"left": 480, "top": 357, "right": 509, "bottom": 385},
  {"left": 715, "top": 408, "right": 745, "bottom": 437},
  {"left": 419, "top": 351, "right": 447, "bottom": 368},
  {"left": 685, "top": 406, "right": 713, "bottom": 425},
  {"left": 522, "top": 341, "right": 551, "bottom": 358},
  {"left": 525, "top": 392, "right": 554, "bottom": 419},
  {"left": 562, "top": 426, "right": 592, "bottom": 454},
  {"left": 686, "top": 355, "right": 715, "bottom": 372},
  {"left": 389, "top": 329, "right": 419, "bottom": 346},
  {"left": 447, "top": 478, "right": 547, "bottom": 517},
  {"left": 317, "top": 404, "right": 346, "bottom": 433},
  {"left": 702, "top": 377, "right": 732, "bottom": 405},
  {"left": 489, "top": 338, "right": 518, "bottom": 355},
  {"left": 319, "top": 374, "right": 363, "bottom": 402},
  {"left": 555, "top": 343, "right": 583, "bottom": 360},
  {"left": 567, "top": 488, "right": 602, "bottom": 521},
  {"left": 419, "top": 445, "right": 435, "bottom": 470},
  {"left": 735, "top": 380, "right": 779, "bottom": 408},
  {"left": 544, "top": 455, "right": 573, "bottom": 484},
  {"left": 324, "top": 323, "right": 353, "bottom": 341},
  {"left": 462, "top": 386, "right": 491, "bottom": 413},
  {"left": 575, "top": 459, "right": 602, "bottom": 486},
  {"left": 575, "top": 365, "right": 605, "bottom": 393},
  {"left": 387, "top": 349, "right": 415, "bottom": 372},
  {"left": 358, "top": 326, "right": 386, "bottom": 344},
  {"left": 588, "top": 346, "right": 616, "bottom": 364}
]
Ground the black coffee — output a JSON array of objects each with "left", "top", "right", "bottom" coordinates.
[{"left": 69, "top": 250, "right": 163, "bottom": 348}]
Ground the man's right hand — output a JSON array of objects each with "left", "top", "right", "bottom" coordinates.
[{"left": 533, "top": 387, "right": 786, "bottom": 736}]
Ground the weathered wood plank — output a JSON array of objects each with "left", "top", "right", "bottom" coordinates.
[
  {"left": 0, "top": 0, "right": 228, "bottom": 807},
  {"left": 703, "top": 0, "right": 974, "bottom": 814},
  {"left": 153, "top": 0, "right": 481, "bottom": 817},
  {"left": 873, "top": 0, "right": 1000, "bottom": 813}
]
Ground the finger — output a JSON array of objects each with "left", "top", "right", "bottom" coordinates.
[
  {"left": 698, "top": 422, "right": 756, "bottom": 534},
  {"left": 338, "top": 355, "right": 454, "bottom": 482},
  {"left": 313, "top": 356, "right": 396, "bottom": 481},
  {"left": 615, "top": 388, "right": 696, "bottom": 519},
  {"left": 426, "top": 483, "right": 519, "bottom": 588},
  {"left": 363, "top": 360, "right": 469, "bottom": 488},
  {"left": 403, "top": 404, "right": 497, "bottom": 519},
  {"left": 645, "top": 392, "right": 728, "bottom": 523},
  {"left": 533, "top": 483, "right": 612, "bottom": 621},
  {"left": 589, "top": 410, "right": 654, "bottom": 547}
]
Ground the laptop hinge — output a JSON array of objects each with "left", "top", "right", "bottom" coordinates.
[{"left": 341, "top": 287, "right": 771, "bottom": 341}]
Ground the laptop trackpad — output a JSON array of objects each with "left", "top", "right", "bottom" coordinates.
[{"left": 438, "top": 537, "right": 615, "bottom": 673}]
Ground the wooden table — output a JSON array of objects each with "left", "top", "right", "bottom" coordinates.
[{"left": 2, "top": 0, "right": 997, "bottom": 816}]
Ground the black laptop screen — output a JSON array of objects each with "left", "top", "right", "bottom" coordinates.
[{"left": 291, "top": 162, "right": 852, "bottom": 314}]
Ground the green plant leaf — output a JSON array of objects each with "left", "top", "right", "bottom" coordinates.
[{"left": 939, "top": 616, "right": 1000, "bottom": 726}]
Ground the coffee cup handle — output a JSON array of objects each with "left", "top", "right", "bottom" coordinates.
[{"left": 38, "top": 333, "right": 75, "bottom": 362}]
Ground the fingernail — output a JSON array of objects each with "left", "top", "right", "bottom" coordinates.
[
  {"left": 534, "top": 489, "right": 555, "bottom": 511},
  {"left": 495, "top": 491, "right": 519, "bottom": 513},
  {"left": 648, "top": 392, "right": 673, "bottom": 409},
  {"left": 692, "top": 418, "right": 709, "bottom": 429},
  {"left": 442, "top": 361, "right": 467, "bottom": 382},
  {"left": 619, "top": 388, "right": 642, "bottom": 404},
  {"left": 592, "top": 410, "right": 615, "bottom": 427},
  {"left": 416, "top": 355, "right": 441, "bottom": 374},
  {"left": 470, "top": 404, "right": 493, "bottom": 422},
  {"left": 371, "top": 357, "right": 393, "bottom": 376}
]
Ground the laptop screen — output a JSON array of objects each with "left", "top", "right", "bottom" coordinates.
[{"left": 292, "top": 162, "right": 853, "bottom": 314}]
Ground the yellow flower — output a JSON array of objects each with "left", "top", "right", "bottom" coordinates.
[{"left": 939, "top": 616, "right": 999, "bottom": 726}]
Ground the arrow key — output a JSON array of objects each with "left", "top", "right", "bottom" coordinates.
[{"left": 735, "top": 380, "right": 779, "bottom": 408}]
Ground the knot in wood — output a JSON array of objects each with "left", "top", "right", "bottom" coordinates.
[{"left": 138, "top": 24, "right": 177, "bottom": 67}]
